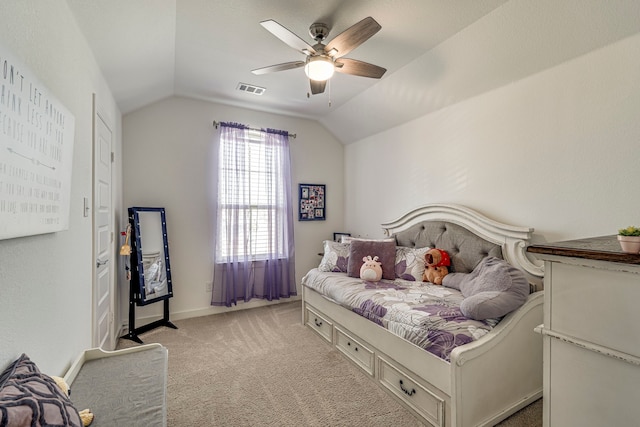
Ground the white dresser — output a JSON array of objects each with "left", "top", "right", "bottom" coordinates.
[{"left": 528, "top": 236, "right": 640, "bottom": 427}]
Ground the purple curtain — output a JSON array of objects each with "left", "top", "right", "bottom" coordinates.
[{"left": 211, "top": 123, "right": 296, "bottom": 307}]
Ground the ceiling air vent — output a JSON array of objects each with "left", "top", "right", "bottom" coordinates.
[{"left": 237, "top": 82, "right": 266, "bottom": 95}]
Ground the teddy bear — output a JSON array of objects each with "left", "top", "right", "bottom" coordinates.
[
  {"left": 360, "top": 255, "right": 383, "bottom": 282},
  {"left": 422, "top": 248, "right": 451, "bottom": 285},
  {"left": 51, "top": 375, "right": 95, "bottom": 426}
]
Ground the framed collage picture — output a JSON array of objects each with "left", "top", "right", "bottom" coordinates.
[{"left": 299, "top": 184, "right": 325, "bottom": 221}]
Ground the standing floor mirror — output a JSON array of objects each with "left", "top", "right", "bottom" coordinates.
[{"left": 122, "top": 207, "right": 177, "bottom": 344}]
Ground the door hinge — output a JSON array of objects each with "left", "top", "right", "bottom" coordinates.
[{"left": 111, "top": 152, "right": 115, "bottom": 163}]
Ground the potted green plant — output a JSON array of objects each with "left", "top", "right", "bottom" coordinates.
[{"left": 617, "top": 226, "right": 640, "bottom": 253}]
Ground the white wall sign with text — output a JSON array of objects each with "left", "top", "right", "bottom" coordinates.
[{"left": 0, "top": 42, "right": 75, "bottom": 240}]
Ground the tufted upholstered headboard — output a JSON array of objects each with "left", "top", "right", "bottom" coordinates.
[
  {"left": 393, "top": 221, "right": 502, "bottom": 274},
  {"left": 382, "top": 204, "right": 545, "bottom": 291}
]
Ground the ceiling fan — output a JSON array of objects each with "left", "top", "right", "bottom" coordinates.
[{"left": 251, "top": 16, "right": 387, "bottom": 95}]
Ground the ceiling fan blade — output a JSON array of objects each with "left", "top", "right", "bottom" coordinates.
[
  {"left": 252, "top": 61, "right": 305, "bottom": 75},
  {"left": 260, "top": 20, "right": 316, "bottom": 55},
  {"left": 310, "top": 79, "right": 326, "bottom": 95},
  {"left": 325, "top": 17, "right": 381, "bottom": 58},
  {"left": 335, "top": 58, "right": 386, "bottom": 79}
]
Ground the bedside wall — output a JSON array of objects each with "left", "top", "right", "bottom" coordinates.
[{"left": 344, "top": 23, "right": 640, "bottom": 244}]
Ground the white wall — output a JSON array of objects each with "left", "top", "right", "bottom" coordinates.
[
  {"left": 122, "top": 96, "right": 343, "bottom": 324},
  {"left": 0, "top": 2, "right": 122, "bottom": 374},
  {"left": 345, "top": 31, "right": 640, "bottom": 244}
]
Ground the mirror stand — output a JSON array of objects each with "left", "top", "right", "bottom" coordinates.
[
  {"left": 122, "top": 289, "right": 177, "bottom": 344},
  {"left": 121, "top": 207, "right": 178, "bottom": 344}
]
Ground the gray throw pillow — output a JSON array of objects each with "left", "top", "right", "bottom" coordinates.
[
  {"left": 347, "top": 238, "right": 396, "bottom": 280},
  {"left": 442, "top": 256, "right": 529, "bottom": 320}
]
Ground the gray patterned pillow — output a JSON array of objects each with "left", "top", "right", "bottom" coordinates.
[
  {"left": 0, "top": 354, "right": 83, "bottom": 427},
  {"left": 318, "top": 240, "right": 350, "bottom": 272},
  {"left": 395, "top": 246, "right": 430, "bottom": 281}
]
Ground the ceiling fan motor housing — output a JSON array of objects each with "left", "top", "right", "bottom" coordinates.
[{"left": 309, "top": 23, "right": 329, "bottom": 41}]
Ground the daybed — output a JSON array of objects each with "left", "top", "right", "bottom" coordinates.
[{"left": 301, "top": 204, "right": 544, "bottom": 427}]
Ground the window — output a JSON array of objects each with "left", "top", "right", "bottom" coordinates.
[
  {"left": 215, "top": 127, "right": 291, "bottom": 261},
  {"left": 212, "top": 122, "right": 296, "bottom": 306}
]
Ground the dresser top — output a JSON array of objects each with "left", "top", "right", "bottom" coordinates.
[{"left": 527, "top": 235, "right": 640, "bottom": 265}]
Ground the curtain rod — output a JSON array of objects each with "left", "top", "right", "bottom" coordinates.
[{"left": 212, "top": 121, "right": 296, "bottom": 139}]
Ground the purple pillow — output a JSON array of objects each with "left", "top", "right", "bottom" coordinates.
[{"left": 347, "top": 238, "right": 396, "bottom": 280}]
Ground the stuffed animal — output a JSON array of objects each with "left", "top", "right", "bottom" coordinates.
[
  {"left": 360, "top": 255, "right": 383, "bottom": 282},
  {"left": 422, "top": 248, "right": 451, "bottom": 285},
  {"left": 51, "top": 376, "right": 95, "bottom": 426}
]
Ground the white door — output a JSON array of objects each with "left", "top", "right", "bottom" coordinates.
[{"left": 93, "top": 96, "right": 115, "bottom": 350}]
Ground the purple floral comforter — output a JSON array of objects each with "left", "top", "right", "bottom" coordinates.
[{"left": 302, "top": 268, "right": 500, "bottom": 362}]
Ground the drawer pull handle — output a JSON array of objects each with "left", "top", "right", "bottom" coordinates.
[
  {"left": 347, "top": 342, "right": 359, "bottom": 351},
  {"left": 399, "top": 379, "right": 416, "bottom": 396},
  {"left": 314, "top": 318, "right": 323, "bottom": 327}
]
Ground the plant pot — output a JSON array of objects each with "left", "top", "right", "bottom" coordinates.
[{"left": 617, "top": 235, "right": 640, "bottom": 254}]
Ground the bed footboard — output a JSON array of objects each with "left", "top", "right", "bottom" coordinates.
[{"left": 451, "top": 291, "right": 543, "bottom": 426}]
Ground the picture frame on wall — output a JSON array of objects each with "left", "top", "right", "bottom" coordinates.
[
  {"left": 333, "top": 232, "right": 351, "bottom": 243},
  {"left": 299, "top": 184, "right": 325, "bottom": 221}
]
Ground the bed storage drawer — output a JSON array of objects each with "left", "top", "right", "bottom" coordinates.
[
  {"left": 335, "top": 327, "right": 374, "bottom": 376},
  {"left": 305, "top": 306, "right": 333, "bottom": 343},
  {"left": 378, "top": 356, "right": 445, "bottom": 427}
]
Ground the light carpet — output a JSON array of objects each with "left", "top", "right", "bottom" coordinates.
[{"left": 118, "top": 300, "right": 541, "bottom": 426}]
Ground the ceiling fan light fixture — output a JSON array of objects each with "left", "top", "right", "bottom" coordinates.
[{"left": 304, "top": 56, "right": 335, "bottom": 81}]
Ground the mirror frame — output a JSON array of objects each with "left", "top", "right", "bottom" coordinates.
[{"left": 129, "top": 207, "right": 174, "bottom": 306}]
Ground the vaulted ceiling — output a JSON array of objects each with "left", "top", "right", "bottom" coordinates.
[{"left": 66, "top": 0, "right": 640, "bottom": 143}]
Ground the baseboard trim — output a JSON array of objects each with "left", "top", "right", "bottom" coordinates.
[{"left": 121, "top": 296, "right": 302, "bottom": 330}]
